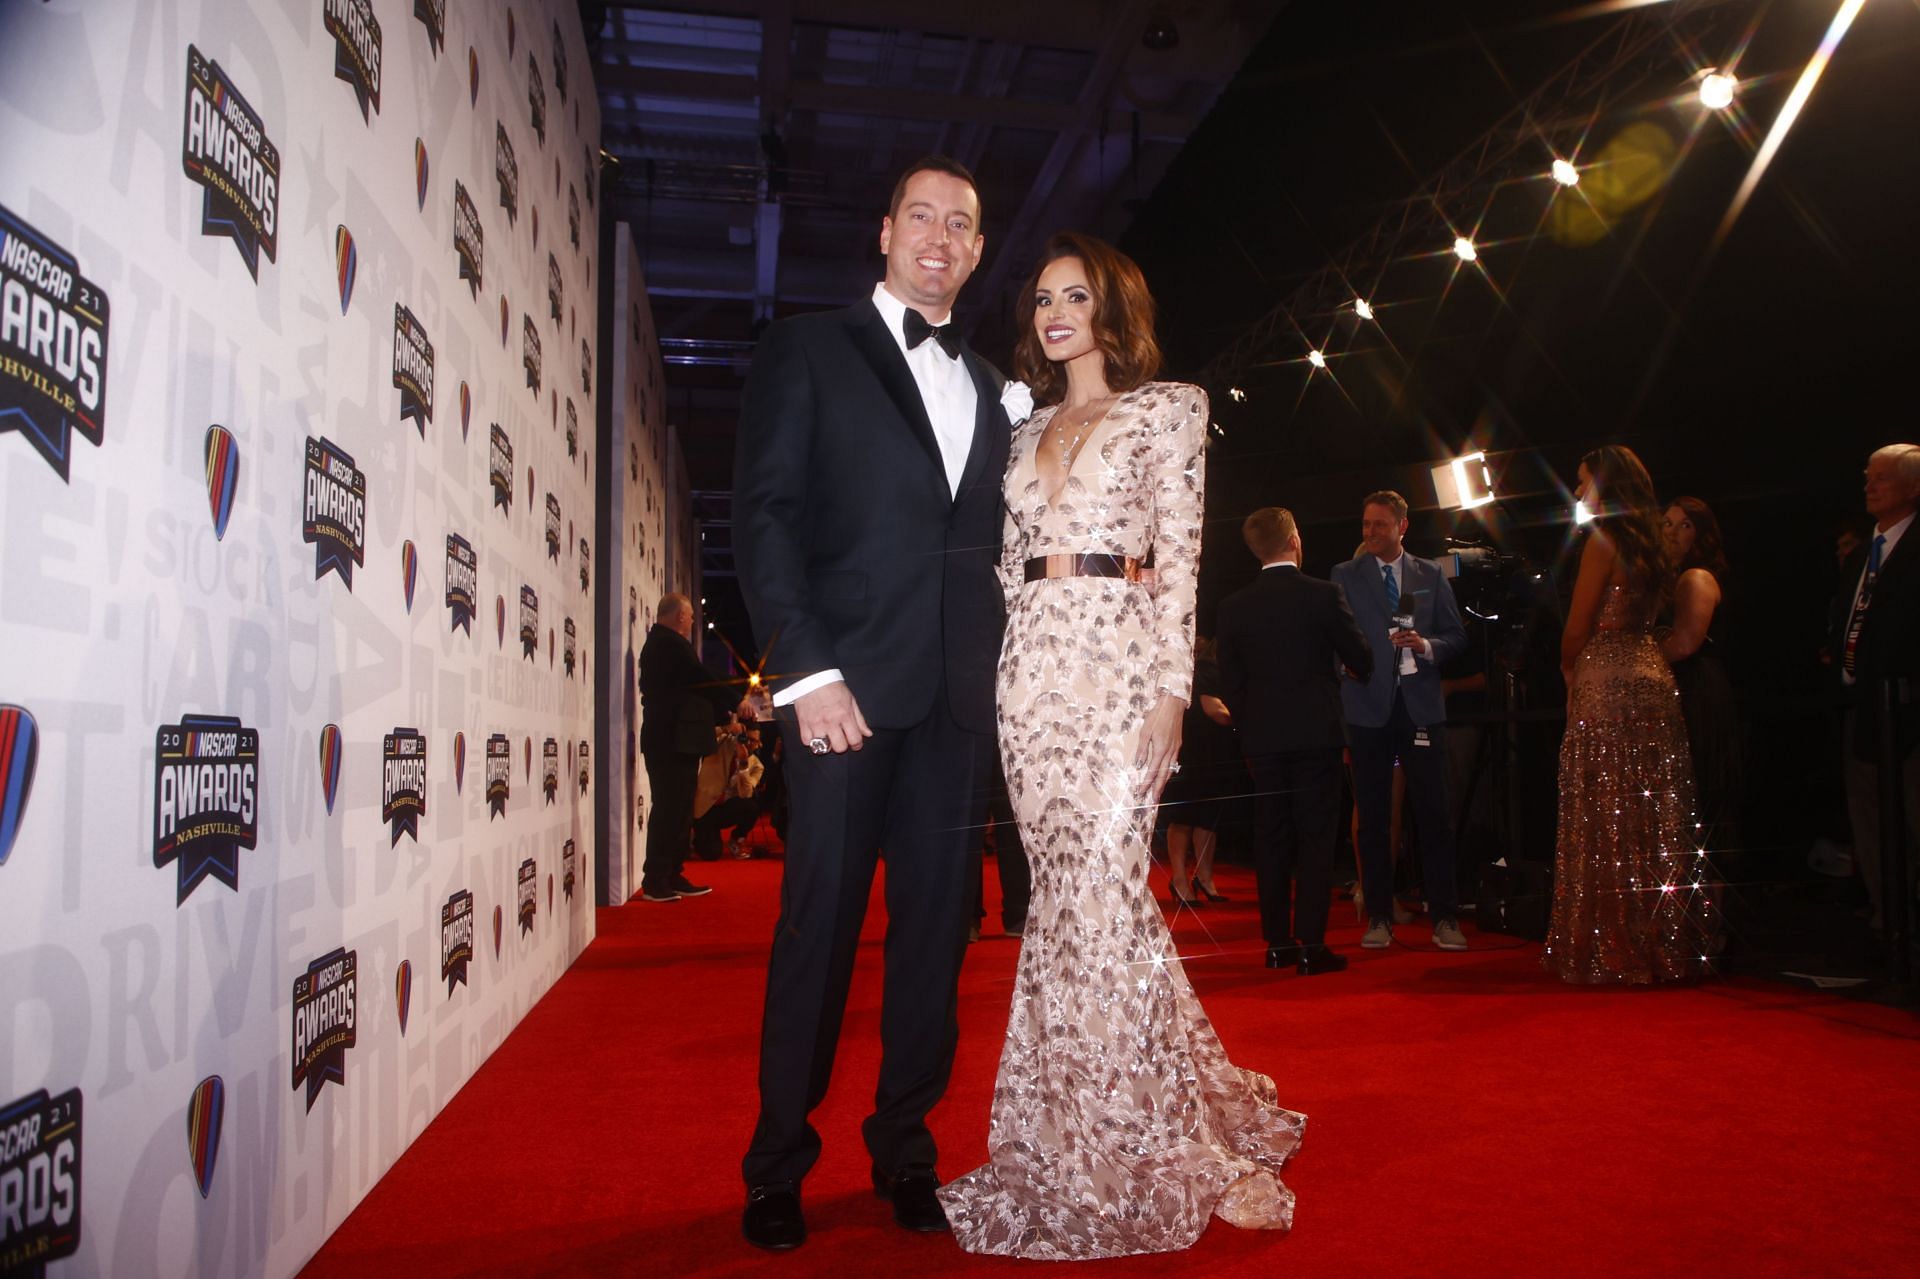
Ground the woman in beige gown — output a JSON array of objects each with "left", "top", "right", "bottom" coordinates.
[
  {"left": 938, "top": 233, "right": 1302, "bottom": 1259},
  {"left": 1544, "top": 445, "right": 1717, "bottom": 985}
]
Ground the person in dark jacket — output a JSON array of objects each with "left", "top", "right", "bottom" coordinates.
[{"left": 639, "top": 593, "right": 741, "bottom": 901}]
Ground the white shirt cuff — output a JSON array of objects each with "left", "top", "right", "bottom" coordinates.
[{"left": 772, "top": 669, "right": 844, "bottom": 706}]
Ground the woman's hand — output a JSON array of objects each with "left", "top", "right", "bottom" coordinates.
[{"left": 1135, "top": 694, "right": 1186, "bottom": 801}]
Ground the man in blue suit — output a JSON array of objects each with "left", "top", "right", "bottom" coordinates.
[{"left": 1331, "top": 490, "right": 1470, "bottom": 952}]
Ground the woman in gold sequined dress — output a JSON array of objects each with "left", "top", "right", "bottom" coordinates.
[
  {"left": 937, "top": 233, "right": 1303, "bottom": 1258},
  {"left": 1545, "top": 445, "right": 1717, "bottom": 985}
]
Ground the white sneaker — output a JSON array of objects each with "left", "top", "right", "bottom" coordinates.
[
  {"left": 1361, "top": 921, "right": 1393, "bottom": 949},
  {"left": 1432, "top": 920, "right": 1468, "bottom": 951}
]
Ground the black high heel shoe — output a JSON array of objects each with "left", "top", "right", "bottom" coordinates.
[
  {"left": 1197, "top": 883, "right": 1230, "bottom": 903},
  {"left": 1169, "top": 886, "right": 1205, "bottom": 908}
]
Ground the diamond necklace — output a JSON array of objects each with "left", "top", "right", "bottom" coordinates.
[{"left": 1054, "top": 394, "right": 1115, "bottom": 466}]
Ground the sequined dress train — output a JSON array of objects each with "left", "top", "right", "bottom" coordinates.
[
  {"left": 937, "top": 383, "right": 1304, "bottom": 1259},
  {"left": 1544, "top": 583, "right": 1717, "bottom": 984}
]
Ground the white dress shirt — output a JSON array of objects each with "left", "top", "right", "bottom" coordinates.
[
  {"left": 1842, "top": 509, "right": 1913, "bottom": 685},
  {"left": 775, "top": 283, "right": 980, "bottom": 709}
]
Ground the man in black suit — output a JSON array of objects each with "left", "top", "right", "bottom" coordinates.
[
  {"left": 1217, "top": 508, "right": 1373, "bottom": 975},
  {"left": 732, "top": 156, "right": 1013, "bottom": 1250},
  {"left": 1831, "top": 443, "right": 1920, "bottom": 937},
  {"left": 638, "top": 593, "right": 739, "bottom": 902}
]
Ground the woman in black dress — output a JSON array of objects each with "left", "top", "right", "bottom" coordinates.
[
  {"left": 1162, "top": 637, "right": 1243, "bottom": 906},
  {"left": 1660, "top": 496, "right": 1741, "bottom": 851}
]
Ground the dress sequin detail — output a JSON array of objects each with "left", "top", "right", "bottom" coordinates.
[
  {"left": 1545, "top": 583, "right": 1719, "bottom": 985},
  {"left": 938, "top": 382, "right": 1305, "bottom": 1259}
]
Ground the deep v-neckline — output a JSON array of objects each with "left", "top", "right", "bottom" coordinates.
[{"left": 1032, "top": 389, "right": 1131, "bottom": 509}]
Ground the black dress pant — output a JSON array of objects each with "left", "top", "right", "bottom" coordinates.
[
  {"left": 1349, "top": 692, "right": 1460, "bottom": 924},
  {"left": 1247, "top": 748, "right": 1344, "bottom": 947},
  {"left": 640, "top": 750, "right": 699, "bottom": 892},
  {"left": 742, "top": 684, "right": 987, "bottom": 1188}
]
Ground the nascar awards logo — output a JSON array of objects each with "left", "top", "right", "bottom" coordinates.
[
  {"left": 182, "top": 45, "right": 279, "bottom": 277},
  {"left": 563, "top": 617, "right": 577, "bottom": 677},
  {"left": 577, "top": 741, "right": 589, "bottom": 795},
  {"left": 542, "top": 738, "right": 558, "bottom": 804},
  {"left": 523, "top": 315, "right": 542, "bottom": 396},
  {"left": 445, "top": 533, "right": 477, "bottom": 634},
  {"left": 0, "top": 1086, "right": 81, "bottom": 1272},
  {"left": 324, "top": 0, "right": 383, "bottom": 121},
  {"left": 1, "top": 206, "right": 109, "bottom": 481},
  {"left": 565, "top": 398, "right": 578, "bottom": 459},
  {"left": 303, "top": 436, "right": 367, "bottom": 587},
  {"left": 553, "top": 22, "right": 568, "bottom": 102},
  {"left": 568, "top": 183, "right": 580, "bottom": 249},
  {"left": 520, "top": 586, "right": 539, "bottom": 659},
  {"left": 563, "top": 837, "right": 577, "bottom": 898},
  {"left": 414, "top": 0, "right": 446, "bottom": 57},
  {"left": 489, "top": 424, "right": 513, "bottom": 511},
  {"left": 381, "top": 728, "right": 427, "bottom": 846},
  {"left": 290, "top": 949, "right": 356, "bottom": 1111},
  {"left": 528, "top": 53, "right": 546, "bottom": 145},
  {"left": 485, "top": 733, "right": 510, "bottom": 818},
  {"left": 441, "top": 889, "right": 474, "bottom": 994},
  {"left": 517, "top": 858, "right": 537, "bottom": 934},
  {"left": 547, "top": 253, "right": 562, "bottom": 321},
  {"left": 153, "top": 715, "right": 259, "bottom": 905},
  {"left": 579, "top": 537, "right": 591, "bottom": 592},
  {"left": 0, "top": 705, "right": 40, "bottom": 867},
  {"left": 453, "top": 180, "right": 484, "bottom": 297},
  {"left": 544, "top": 493, "right": 561, "bottom": 560},
  {"left": 495, "top": 123, "right": 519, "bottom": 226},
  {"left": 580, "top": 337, "right": 592, "bottom": 395},
  {"left": 392, "top": 304, "right": 435, "bottom": 433}
]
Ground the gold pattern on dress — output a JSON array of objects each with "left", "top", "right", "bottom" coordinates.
[
  {"left": 941, "top": 383, "right": 1304, "bottom": 1260},
  {"left": 1545, "top": 584, "right": 1721, "bottom": 985}
]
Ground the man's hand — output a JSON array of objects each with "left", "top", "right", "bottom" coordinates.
[
  {"left": 1390, "top": 627, "right": 1427, "bottom": 651},
  {"left": 794, "top": 681, "right": 873, "bottom": 754}
]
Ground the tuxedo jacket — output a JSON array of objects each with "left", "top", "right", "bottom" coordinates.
[
  {"left": 639, "top": 624, "right": 738, "bottom": 758},
  {"left": 1216, "top": 566, "right": 1374, "bottom": 754},
  {"left": 1829, "top": 527, "right": 1920, "bottom": 758},
  {"left": 1330, "top": 551, "right": 1467, "bottom": 729},
  {"left": 733, "top": 299, "right": 1011, "bottom": 735}
]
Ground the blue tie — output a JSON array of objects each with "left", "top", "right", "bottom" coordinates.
[
  {"left": 1870, "top": 533, "right": 1884, "bottom": 577},
  {"left": 1382, "top": 563, "right": 1400, "bottom": 613}
]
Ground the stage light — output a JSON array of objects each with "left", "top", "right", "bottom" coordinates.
[
  {"left": 1306, "top": 348, "right": 1326, "bottom": 369},
  {"left": 748, "top": 673, "right": 762, "bottom": 688},
  {"left": 1429, "top": 451, "right": 1496, "bottom": 511},
  {"left": 1453, "top": 236, "right": 1478, "bottom": 263},
  {"left": 1699, "top": 70, "right": 1736, "bottom": 110},
  {"left": 1354, "top": 298, "right": 1375, "bottom": 321},
  {"left": 1551, "top": 158, "right": 1580, "bottom": 187},
  {"left": 1573, "top": 499, "right": 1596, "bottom": 525},
  {"left": 1228, "top": 386, "right": 1247, "bottom": 402}
]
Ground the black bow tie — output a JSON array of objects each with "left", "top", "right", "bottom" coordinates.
[{"left": 902, "top": 308, "right": 962, "bottom": 359}]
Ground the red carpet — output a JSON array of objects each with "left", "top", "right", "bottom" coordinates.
[{"left": 304, "top": 851, "right": 1920, "bottom": 1277}]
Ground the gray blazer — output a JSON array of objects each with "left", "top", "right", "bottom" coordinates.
[{"left": 1330, "top": 551, "right": 1467, "bottom": 729}]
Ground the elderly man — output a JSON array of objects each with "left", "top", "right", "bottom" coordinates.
[
  {"left": 638, "top": 594, "right": 740, "bottom": 902},
  {"left": 1832, "top": 443, "right": 1920, "bottom": 940}
]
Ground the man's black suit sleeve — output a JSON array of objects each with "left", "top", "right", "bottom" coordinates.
[
  {"left": 733, "top": 320, "right": 839, "bottom": 684},
  {"left": 1214, "top": 597, "right": 1248, "bottom": 719},
  {"left": 1326, "top": 583, "right": 1373, "bottom": 681}
]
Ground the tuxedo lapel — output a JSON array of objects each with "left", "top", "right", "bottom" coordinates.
[
  {"left": 955, "top": 351, "right": 1004, "bottom": 498},
  {"left": 848, "top": 303, "right": 946, "bottom": 488}
]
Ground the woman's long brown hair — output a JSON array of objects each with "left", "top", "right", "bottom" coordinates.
[{"left": 1011, "top": 231, "right": 1162, "bottom": 406}]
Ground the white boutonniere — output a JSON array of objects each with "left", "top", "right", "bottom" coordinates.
[{"left": 999, "top": 380, "right": 1034, "bottom": 426}]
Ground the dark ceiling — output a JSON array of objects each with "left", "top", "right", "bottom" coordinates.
[{"left": 587, "top": 0, "right": 1920, "bottom": 670}]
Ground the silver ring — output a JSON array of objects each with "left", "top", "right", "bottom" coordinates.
[
  {"left": 1168, "top": 762, "right": 1182, "bottom": 774},
  {"left": 808, "top": 737, "right": 830, "bottom": 755}
]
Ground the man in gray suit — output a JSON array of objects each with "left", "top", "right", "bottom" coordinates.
[{"left": 1331, "top": 490, "right": 1470, "bottom": 952}]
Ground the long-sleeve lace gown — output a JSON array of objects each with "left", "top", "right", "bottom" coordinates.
[{"left": 938, "top": 382, "right": 1304, "bottom": 1259}]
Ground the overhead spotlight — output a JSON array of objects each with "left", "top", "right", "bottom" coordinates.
[
  {"left": 1550, "top": 158, "right": 1580, "bottom": 187},
  {"left": 1699, "top": 70, "right": 1737, "bottom": 110},
  {"left": 1453, "top": 236, "right": 1478, "bottom": 263},
  {"left": 1228, "top": 386, "right": 1247, "bottom": 403},
  {"left": 1306, "top": 349, "right": 1327, "bottom": 370},
  {"left": 1354, "top": 298, "right": 1375, "bottom": 321}
]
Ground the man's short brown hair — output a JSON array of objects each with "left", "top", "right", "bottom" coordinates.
[
  {"left": 1242, "top": 507, "right": 1298, "bottom": 562},
  {"left": 887, "top": 155, "right": 981, "bottom": 226},
  {"left": 1362, "top": 489, "right": 1409, "bottom": 521}
]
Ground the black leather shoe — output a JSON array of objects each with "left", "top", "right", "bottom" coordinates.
[
  {"left": 1265, "top": 943, "right": 1303, "bottom": 969},
  {"left": 872, "top": 1164, "right": 950, "bottom": 1232},
  {"left": 743, "top": 1182, "right": 806, "bottom": 1251},
  {"left": 1298, "top": 945, "right": 1348, "bottom": 976}
]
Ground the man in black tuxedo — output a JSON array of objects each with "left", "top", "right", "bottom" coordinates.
[
  {"left": 1217, "top": 508, "right": 1373, "bottom": 975},
  {"left": 732, "top": 157, "right": 1013, "bottom": 1250},
  {"left": 638, "top": 593, "right": 741, "bottom": 901},
  {"left": 1830, "top": 443, "right": 1920, "bottom": 937}
]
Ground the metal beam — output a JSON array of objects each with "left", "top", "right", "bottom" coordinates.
[{"left": 602, "top": 0, "right": 1115, "bottom": 50}]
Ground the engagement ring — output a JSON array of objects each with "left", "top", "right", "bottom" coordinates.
[
  {"left": 1168, "top": 762, "right": 1182, "bottom": 774},
  {"left": 808, "top": 737, "right": 830, "bottom": 755}
]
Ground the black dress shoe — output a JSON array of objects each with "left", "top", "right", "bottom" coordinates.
[
  {"left": 1265, "top": 943, "right": 1303, "bottom": 969},
  {"left": 743, "top": 1182, "right": 806, "bottom": 1251},
  {"left": 872, "top": 1164, "right": 950, "bottom": 1232},
  {"left": 1298, "top": 945, "right": 1349, "bottom": 976}
]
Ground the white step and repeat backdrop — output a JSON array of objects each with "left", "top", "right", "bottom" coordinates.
[{"left": 1, "top": 2, "right": 608, "bottom": 1274}]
